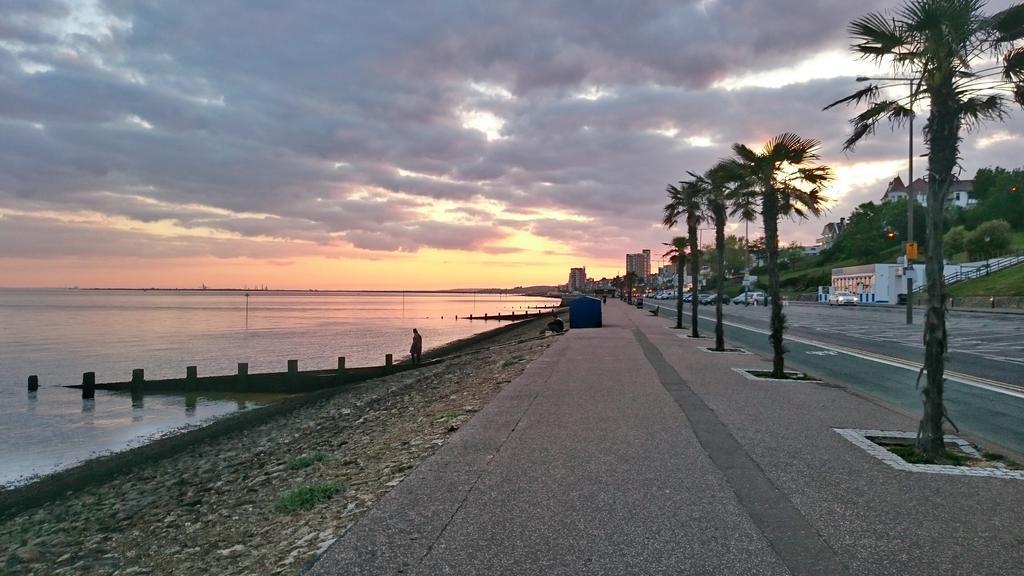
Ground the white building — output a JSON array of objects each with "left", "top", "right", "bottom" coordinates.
[
  {"left": 881, "top": 176, "right": 976, "bottom": 208},
  {"left": 830, "top": 262, "right": 960, "bottom": 303}
]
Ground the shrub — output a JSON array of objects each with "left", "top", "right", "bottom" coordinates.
[
  {"left": 944, "top": 225, "right": 968, "bottom": 256},
  {"left": 965, "top": 219, "right": 1012, "bottom": 260},
  {"left": 288, "top": 452, "right": 332, "bottom": 470}
]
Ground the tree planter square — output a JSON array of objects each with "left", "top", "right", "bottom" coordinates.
[
  {"left": 834, "top": 429, "right": 1024, "bottom": 479},
  {"left": 732, "top": 368, "right": 822, "bottom": 382}
]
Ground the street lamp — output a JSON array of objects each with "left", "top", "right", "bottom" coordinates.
[{"left": 857, "top": 75, "right": 916, "bottom": 324}]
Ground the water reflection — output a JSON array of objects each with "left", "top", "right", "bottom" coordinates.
[{"left": 2, "top": 387, "right": 292, "bottom": 486}]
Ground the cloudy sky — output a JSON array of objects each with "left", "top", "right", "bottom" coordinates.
[{"left": 1, "top": 0, "right": 1022, "bottom": 289}]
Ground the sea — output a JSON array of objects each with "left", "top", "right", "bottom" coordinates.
[{"left": 0, "top": 289, "right": 556, "bottom": 486}]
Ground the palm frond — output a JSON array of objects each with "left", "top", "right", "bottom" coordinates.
[
  {"left": 823, "top": 84, "right": 881, "bottom": 111},
  {"left": 731, "top": 143, "right": 759, "bottom": 164},
  {"left": 663, "top": 183, "right": 684, "bottom": 228},
  {"left": 990, "top": 3, "right": 1024, "bottom": 43},
  {"left": 960, "top": 94, "right": 1009, "bottom": 129},
  {"left": 1003, "top": 46, "right": 1024, "bottom": 81},
  {"left": 849, "top": 12, "right": 906, "bottom": 59},
  {"left": 842, "top": 99, "right": 912, "bottom": 151}
]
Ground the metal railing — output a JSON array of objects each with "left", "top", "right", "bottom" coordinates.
[{"left": 911, "top": 249, "right": 1024, "bottom": 292}]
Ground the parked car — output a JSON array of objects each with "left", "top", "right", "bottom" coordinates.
[
  {"left": 828, "top": 291, "right": 858, "bottom": 306},
  {"left": 698, "top": 293, "right": 715, "bottom": 305},
  {"left": 732, "top": 291, "right": 766, "bottom": 306},
  {"left": 701, "top": 293, "right": 730, "bottom": 305}
]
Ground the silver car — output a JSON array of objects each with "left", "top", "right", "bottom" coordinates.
[{"left": 828, "top": 291, "right": 858, "bottom": 306}]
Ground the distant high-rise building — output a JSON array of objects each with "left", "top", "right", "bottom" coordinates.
[
  {"left": 568, "top": 267, "right": 587, "bottom": 292},
  {"left": 625, "top": 249, "right": 651, "bottom": 279}
]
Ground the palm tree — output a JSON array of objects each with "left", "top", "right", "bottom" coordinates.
[
  {"left": 665, "top": 179, "right": 708, "bottom": 338},
  {"left": 825, "top": 0, "right": 1024, "bottom": 461},
  {"left": 704, "top": 166, "right": 737, "bottom": 351},
  {"left": 718, "top": 133, "right": 832, "bottom": 378},
  {"left": 662, "top": 236, "right": 688, "bottom": 329}
]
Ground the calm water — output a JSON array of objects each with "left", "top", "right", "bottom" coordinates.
[{"left": 0, "top": 289, "right": 554, "bottom": 486}]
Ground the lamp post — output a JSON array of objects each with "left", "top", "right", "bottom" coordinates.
[{"left": 857, "top": 76, "right": 916, "bottom": 324}]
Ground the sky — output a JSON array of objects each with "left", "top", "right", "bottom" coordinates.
[{"left": 1, "top": 0, "right": 1022, "bottom": 289}]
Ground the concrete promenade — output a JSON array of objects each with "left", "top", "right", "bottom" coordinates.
[{"left": 309, "top": 301, "right": 1024, "bottom": 575}]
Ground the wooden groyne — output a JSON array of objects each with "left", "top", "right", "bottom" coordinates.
[
  {"left": 46, "top": 312, "right": 564, "bottom": 396},
  {"left": 465, "top": 308, "right": 566, "bottom": 321},
  {"left": 60, "top": 355, "right": 436, "bottom": 396}
]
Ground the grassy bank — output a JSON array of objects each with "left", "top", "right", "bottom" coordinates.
[
  {"left": 0, "top": 317, "right": 561, "bottom": 575},
  {"left": 948, "top": 264, "right": 1024, "bottom": 297}
]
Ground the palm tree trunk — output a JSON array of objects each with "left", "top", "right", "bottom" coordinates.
[
  {"left": 918, "top": 78, "right": 958, "bottom": 461},
  {"left": 675, "top": 255, "right": 685, "bottom": 329},
  {"left": 762, "top": 190, "right": 786, "bottom": 378},
  {"left": 688, "top": 218, "right": 700, "bottom": 338},
  {"left": 714, "top": 204, "right": 726, "bottom": 351},
  {"left": 626, "top": 277, "right": 633, "bottom": 304}
]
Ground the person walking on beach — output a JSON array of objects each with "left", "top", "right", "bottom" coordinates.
[{"left": 410, "top": 328, "right": 423, "bottom": 364}]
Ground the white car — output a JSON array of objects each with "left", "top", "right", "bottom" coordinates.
[
  {"left": 732, "top": 292, "right": 766, "bottom": 306},
  {"left": 828, "top": 291, "right": 858, "bottom": 306}
]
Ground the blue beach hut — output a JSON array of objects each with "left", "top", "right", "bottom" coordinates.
[{"left": 568, "top": 296, "right": 602, "bottom": 329}]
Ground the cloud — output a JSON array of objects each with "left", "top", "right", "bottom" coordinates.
[{"left": 1, "top": 0, "right": 1023, "bottom": 283}]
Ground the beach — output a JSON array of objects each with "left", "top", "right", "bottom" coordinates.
[{"left": 0, "top": 316, "right": 560, "bottom": 575}]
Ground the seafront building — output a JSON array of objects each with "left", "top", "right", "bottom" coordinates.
[
  {"left": 626, "top": 250, "right": 651, "bottom": 280},
  {"left": 568, "top": 267, "right": 587, "bottom": 292}
]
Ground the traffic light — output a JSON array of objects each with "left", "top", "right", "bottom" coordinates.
[{"left": 884, "top": 226, "right": 897, "bottom": 240}]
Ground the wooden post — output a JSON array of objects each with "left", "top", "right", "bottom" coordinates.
[
  {"left": 237, "top": 363, "right": 248, "bottom": 388},
  {"left": 130, "top": 369, "right": 144, "bottom": 407},
  {"left": 131, "top": 369, "right": 145, "bottom": 390},
  {"left": 82, "top": 371, "right": 95, "bottom": 400},
  {"left": 186, "top": 366, "right": 198, "bottom": 390},
  {"left": 385, "top": 354, "right": 393, "bottom": 371},
  {"left": 337, "top": 357, "right": 346, "bottom": 383},
  {"left": 287, "top": 359, "right": 298, "bottom": 385},
  {"left": 27, "top": 375, "right": 39, "bottom": 392}
]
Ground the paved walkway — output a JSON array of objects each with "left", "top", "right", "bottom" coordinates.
[{"left": 309, "top": 301, "right": 1024, "bottom": 575}]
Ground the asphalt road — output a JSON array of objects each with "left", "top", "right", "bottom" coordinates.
[
  {"left": 648, "top": 298, "right": 1024, "bottom": 455},
  {"left": 654, "top": 299, "right": 1024, "bottom": 386}
]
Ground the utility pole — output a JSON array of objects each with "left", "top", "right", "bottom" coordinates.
[
  {"left": 906, "top": 81, "right": 915, "bottom": 325},
  {"left": 858, "top": 76, "right": 915, "bottom": 324}
]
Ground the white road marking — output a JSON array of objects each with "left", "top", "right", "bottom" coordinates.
[{"left": 651, "top": 303, "right": 1024, "bottom": 400}]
